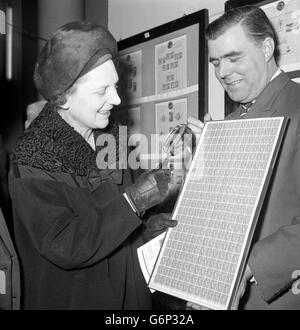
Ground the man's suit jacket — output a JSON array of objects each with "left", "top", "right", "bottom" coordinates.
[{"left": 227, "top": 72, "right": 300, "bottom": 309}]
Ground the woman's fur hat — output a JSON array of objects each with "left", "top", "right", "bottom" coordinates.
[{"left": 33, "top": 21, "right": 118, "bottom": 100}]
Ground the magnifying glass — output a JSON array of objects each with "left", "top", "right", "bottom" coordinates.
[
  {"left": 153, "top": 123, "right": 197, "bottom": 210},
  {"left": 158, "top": 123, "right": 197, "bottom": 174}
]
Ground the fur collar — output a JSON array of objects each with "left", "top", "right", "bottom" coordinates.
[{"left": 12, "top": 102, "right": 119, "bottom": 176}]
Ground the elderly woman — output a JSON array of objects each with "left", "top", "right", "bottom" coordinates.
[{"left": 8, "top": 22, "right": 175, "bottom": 310}]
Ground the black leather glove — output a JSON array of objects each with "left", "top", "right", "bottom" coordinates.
[
  {"left": 143, "top": 213, "right": 177, "bottom": 242},
  {"left": 125, "top": 169, "right": 171, "bottom": 214}
]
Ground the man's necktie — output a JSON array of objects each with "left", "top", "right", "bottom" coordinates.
[{"left": 240, "top": 100, "right": 255, "bottom": 117}]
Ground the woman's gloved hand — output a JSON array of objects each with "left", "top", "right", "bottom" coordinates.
[
  {"left": 143, "top": 213, "right": 177, "bottom": 242},
  {"left": 125, "top": 169, "right": 171, "bottom": 214}
]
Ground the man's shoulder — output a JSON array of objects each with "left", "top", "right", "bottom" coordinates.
[
  {"left": 276, "top": 79, "right": 300, "bottom": 117},
  {"left": 276, "top": 72, "right": 300, "bottom": 97}
]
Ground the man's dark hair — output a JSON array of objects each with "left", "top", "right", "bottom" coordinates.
[{"left": 205, "top": 5, "right": 278, "bottom": 48}]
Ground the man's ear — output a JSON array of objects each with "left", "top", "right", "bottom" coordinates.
[{"left": 262, "top": 37, "right": 275, "bottom": 62}]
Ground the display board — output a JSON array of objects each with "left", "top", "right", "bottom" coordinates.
[
  {"left": 224, "top": 0, "right": 300, "bottom": 115},
  {"left": 113, "top": 10, "right": 208, "bottom": 172},
  {"left": 149, "top": 117, "right": 288, "bottom": 310}
]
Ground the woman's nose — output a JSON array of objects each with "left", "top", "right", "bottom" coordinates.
[{"left": 108, "top": 86, "right": 121, "bottom": 105}]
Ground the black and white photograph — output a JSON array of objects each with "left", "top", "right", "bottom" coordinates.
[{"left": 0, "top": 0, "right": 300, "bottom": 320}]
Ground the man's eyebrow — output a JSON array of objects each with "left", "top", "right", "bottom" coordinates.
[{"left": 209, "top": 51, "right": 243, "bottom": 62}]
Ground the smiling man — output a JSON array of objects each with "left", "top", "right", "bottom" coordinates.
[
  {"left": 203, "top": 5, "right": 300, "bottom": 310},
  {"left": 207, "top": 7, "right": 278, "bottom": 105}
]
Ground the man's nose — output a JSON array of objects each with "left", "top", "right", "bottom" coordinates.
[{"left": 218, "top": 60, "right": 232, "bottom": 79}]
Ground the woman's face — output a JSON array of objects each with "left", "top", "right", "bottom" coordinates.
[{"left": 65, "top": 59, "right": 121, "bottom": 131}]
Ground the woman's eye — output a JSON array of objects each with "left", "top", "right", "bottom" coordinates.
[
  {"left": 229, "top": 57, "right": 240, "bottom": 63},
  {"left": 97, "top": 89, "right": 106, "bottom": 95}
]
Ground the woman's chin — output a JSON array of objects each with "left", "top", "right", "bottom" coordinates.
[{"left": 96, "top": 118, "right": 110, "bottom": 129}]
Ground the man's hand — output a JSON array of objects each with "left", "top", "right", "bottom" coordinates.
[
  {"left": 232, "top": 264, "right": 253, "bottom": 310},
  {"left": 187, "top": 114, "right": 212, "bottom": 145},
  {"left": 186, "top": 301, "right": 211, "bottom": 310},
  {"left": 143, "top": 213, "right": 177, "bottom": 242},
  {"left": 125, "top": 169, "right": 171, "bottom": 214}
]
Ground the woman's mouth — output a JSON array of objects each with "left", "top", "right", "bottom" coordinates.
[{"left": 98, "top": 110, "right": 111, "bottom": 116}]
